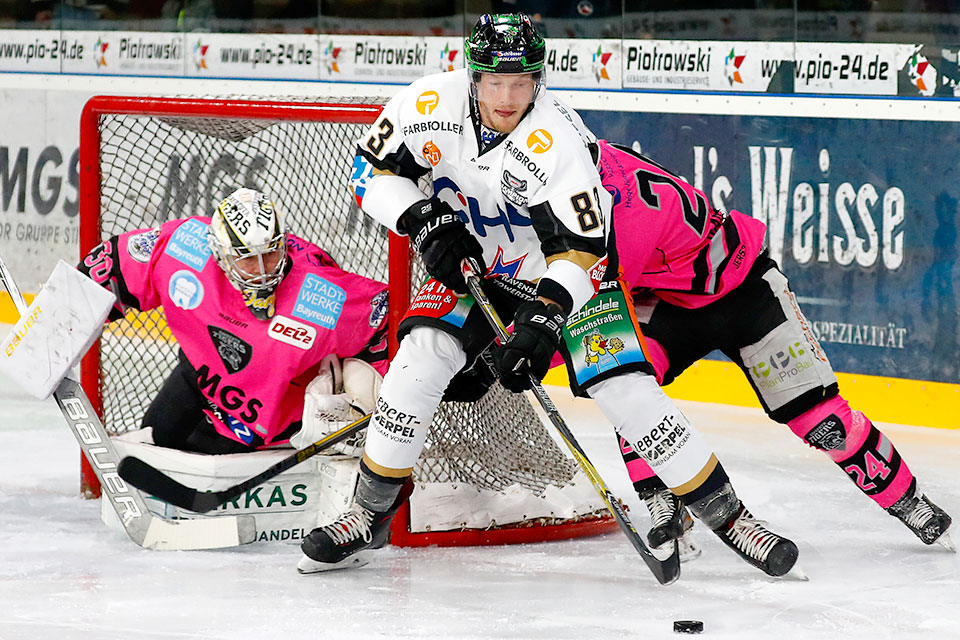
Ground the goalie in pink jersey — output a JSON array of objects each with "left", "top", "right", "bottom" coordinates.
[
  {"left": 77, "top": 187, "right": 389, "bottom": 455},
  {"left": 591, "top": 140, "right": 953, "bottom": 557}
]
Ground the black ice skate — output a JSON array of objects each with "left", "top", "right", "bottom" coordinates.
[
  {"left": 887, "top": 486, "right": 954, "bottom": 550},
  {"left": 642, "top": 488, "right": 701, "bottom": 562},
  {"left": 712, "top": 505, "right": 799, "bottom": 577},
  {"left": 298, "top": 482, "right": 413, "bottom": 573}
]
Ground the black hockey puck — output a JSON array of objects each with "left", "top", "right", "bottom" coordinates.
[{"left": 673, "top": 620, "right": 703, "bottom": 634}]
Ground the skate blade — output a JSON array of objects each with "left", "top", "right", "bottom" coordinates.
[
  {"left": 783, "top": 563, "right": 809, "bottom": 581},
  {"left": 650, "top": 539, "right": 680, "bottom": 563},
  {"left": 678, "top": 534, "right": 701, "bottom": 563},
  {"left": 935, "top": 531, "right": 956, "bottom": 553},
  {"left": 297, "top": 551, "right": 372, "bottom": 574}
]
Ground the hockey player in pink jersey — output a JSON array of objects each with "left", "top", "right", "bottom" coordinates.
[
  {"left": 77, "top": 188, "right": 389, "bottom": 454},
  {"left": 594, "top": 140, "right": 953, "bottom": 555}
]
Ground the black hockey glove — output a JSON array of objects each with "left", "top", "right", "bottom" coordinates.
[
  {"left": 493, "top": 300, "right": 566, "bottom": 393},
  {"left": 397, "top": 198, "right": 485, "bottom": 295}
]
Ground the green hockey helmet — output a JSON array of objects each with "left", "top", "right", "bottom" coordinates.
[{"left": 465, "top": 13, "right": 546, "bottom": 75}]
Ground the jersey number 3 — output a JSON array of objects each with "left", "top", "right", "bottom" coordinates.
[{"left": 365, "top": 118, "right": 394, "bottom": 157}]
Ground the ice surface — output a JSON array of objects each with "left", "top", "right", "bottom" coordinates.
[{"left": 1, "top": 363, "right": 957, "bottom": 640}]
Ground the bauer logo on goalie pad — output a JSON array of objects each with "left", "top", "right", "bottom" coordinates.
[
  {"left": 267, "top": 315, "right": 316, "bottom": 350},
  {"left": 169, "top": 271, "right": 204, "bottom": 310},
  {"left": 126, "top": 228, "right": 160, "bottom": 263}
]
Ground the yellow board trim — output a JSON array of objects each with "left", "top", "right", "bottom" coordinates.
[
  {"left": 0, "top": 292, "right": 35, "bottom": 322},
  {"left": 543, "top": 360, "right": 959, "bottom": 431}
]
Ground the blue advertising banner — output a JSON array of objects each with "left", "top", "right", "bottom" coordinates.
[{"left": 579, "top": 110, "right": 959, "bottom": 384}]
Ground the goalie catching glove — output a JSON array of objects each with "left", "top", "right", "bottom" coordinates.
[
  {"left": 493, "top": 300, "right": 566, "bottom": 392},
  {"left": 397, "top": 197, "right": 485, "bottom": 295},
  {"left": 291, "top": 356, "right": 383, "bottom": 457}
]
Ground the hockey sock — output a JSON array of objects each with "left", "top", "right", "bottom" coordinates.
[
  {"left": 356, "top": 460, "right": 408, "bottom": 512},
  {"left": 619, "top": 437, "right": 663, "bottom": 496},
  {"left": 787, "top": 395, "right": 914, "bottom": 509}
]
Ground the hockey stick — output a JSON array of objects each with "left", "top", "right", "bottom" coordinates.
[
  {"left": 461, "top": 258, "right": 680, "bottom": 586},
  {"left": 0, "top": 255, "right": 255, "bottom": 550},
  {"left": 117, "top": 414, "right": 371, "bottom": 513}
]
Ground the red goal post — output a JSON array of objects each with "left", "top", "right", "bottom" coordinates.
[{"left": 78, "top": 95, "right": 616, "bottom": 547}]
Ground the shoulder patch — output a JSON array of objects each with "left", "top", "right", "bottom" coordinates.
[
  {"left": 527, "top": 129, "right": 553, "bottom": 154},
  {"left": 369, "top": 290, "right": 388, "bottom": 327},
  {"left": 164, "top": 219, "right": 212, "bottom": 271},
  {"left": 126, "top": 229, "right": 160, "bottom": 263}
]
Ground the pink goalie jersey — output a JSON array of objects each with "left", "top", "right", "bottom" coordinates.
[
  {"left": 80, "top": 216, "right": 388, "bottom": 447},
  {"left": 599, "top": 140, "right": 767, "bottom": 308}
]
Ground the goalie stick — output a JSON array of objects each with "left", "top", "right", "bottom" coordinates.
[
  {"left": 0, "top": 254, "right": 255, "bottom": 550},
  {"left": 117, "top": 414, "right": 371, "bottom": 513},
  {"left": 461, "top": 258, "right": 681, "bottom": 586}
]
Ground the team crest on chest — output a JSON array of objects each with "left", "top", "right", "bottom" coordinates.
[
  {"left": 208, "top": 326, "right": 253, "bottom": 373},
  {"left": 500, "top": 170, "right": 528, "bottom": 206}
]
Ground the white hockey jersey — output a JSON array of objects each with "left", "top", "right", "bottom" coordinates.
[{"left": 350, "top": 69, "right": 610, "bottom": 305}]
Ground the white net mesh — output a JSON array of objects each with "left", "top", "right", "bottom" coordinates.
[{"left": 86, "top": 97, "right": 607, "bottom": 535}]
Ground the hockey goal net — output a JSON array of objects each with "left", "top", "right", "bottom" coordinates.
[{"left": 79, "top": 95, "right": 614, "bottom": 546}]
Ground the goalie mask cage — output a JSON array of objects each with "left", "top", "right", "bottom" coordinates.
[{"left": 79, "top": 95, "right": 615, "bottom": 547}]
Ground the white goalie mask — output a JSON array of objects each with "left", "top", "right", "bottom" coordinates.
[{"left": 208, "top": 188, "right": 288, "bottom": 318}]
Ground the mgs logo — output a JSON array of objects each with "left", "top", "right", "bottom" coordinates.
[
  {"left": 94, "top": 37, "right": 108, "bottom": 67},
  {"left": 193, "top": 40, "right": 209, "bottom": 70},
  {"left": 422, "top": 141, "right": 442, "bottom": 166},
  {"left": 416, "top": 91, "right": 440, "bottom": 114},
  {"left": 527, "top": 129, "right": 553, "bottom": 154},
  {"left": 724, "top": 48, "right": 746, "bottom": 85}
]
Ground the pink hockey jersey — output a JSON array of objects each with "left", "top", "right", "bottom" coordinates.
[
  {"left": 599, "top": 140, "right": 767, "bottom": 309},
  {"left": 80, "top": 217, "right": 388, "bottom": 447}
]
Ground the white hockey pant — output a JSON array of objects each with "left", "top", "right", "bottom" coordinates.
[
  {"left": 589, "top": 372, "right": 715, "bottom": 493},
  {"left": 364, "top": 326, "right": 467, "bottom": 472}
]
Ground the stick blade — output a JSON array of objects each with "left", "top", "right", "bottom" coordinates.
[{"left": 118, "top": 456, "right": 215, "bottom": 513}]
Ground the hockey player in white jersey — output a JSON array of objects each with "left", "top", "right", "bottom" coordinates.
[{"left": 298, "top": 13, "right": 798, "bottom": 577}]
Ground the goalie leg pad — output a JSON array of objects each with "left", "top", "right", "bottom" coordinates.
[
  {"left": 788, "top": 394, "right": 914, "bottom": 508},
  {"left": 363, "top": 326, "right": 466, "bottom": 471}
]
